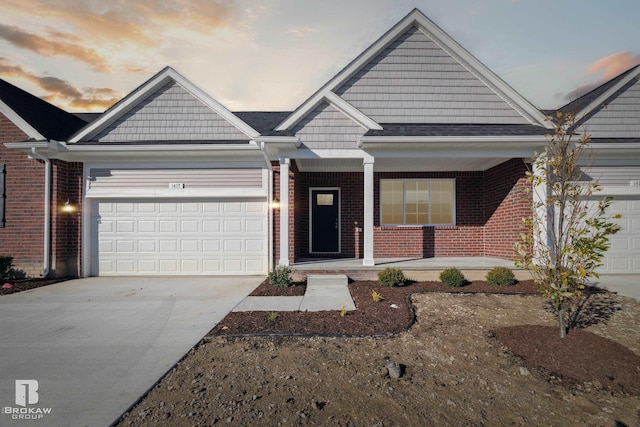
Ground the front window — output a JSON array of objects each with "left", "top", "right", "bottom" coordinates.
[{"left": 380, "top": 179, "right": 454, "bottom": 225}]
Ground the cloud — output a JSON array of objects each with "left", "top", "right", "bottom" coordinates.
[
  {"left": 563, "top": 52, "right": 640, "bottom": 102},
  {"left": 0, "top": 24, "right": 110, "bottom": 72},
  {"left": 0, "top": 0, "right": 240, "bottom": 73},
  {"left": 588, "top": 51, "right": 640, "bottom": 80},
  {"left": 3, "top": 0, "right": 239, "bottom": 46},
  {"left": 0, "top": 58, "right": 120, "bottom": 111},
  {"left": 286, "top": 26, "right": 319, "bottom": 38}
]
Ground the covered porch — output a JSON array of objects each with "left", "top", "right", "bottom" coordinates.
[{"left": 272, "top": 136, "right": 544, "bottom": 269}]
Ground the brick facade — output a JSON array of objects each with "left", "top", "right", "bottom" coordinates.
[
  {"left": 483, "top": 158, "right": 530, "bottom": 260},
  {"left": 0, "top": 113, "right": 83, "bottom": 277},
  {"left": 1, "top": 113, "right": 46, "bottom": 276},
  {"left": 272, "top": 158, "right": 530, "bottom": 264}
]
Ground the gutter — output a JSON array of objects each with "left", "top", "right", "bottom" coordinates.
[
  {"left": 357, "top": 135, "right": 549, "bottom": 147},
  {"left": 29, "top": 148, "right": 51, "bottom": 278}
]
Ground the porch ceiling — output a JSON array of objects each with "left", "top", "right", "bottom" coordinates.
[{"left": 295, "top": 156, "right": 513, "bottom": 172}]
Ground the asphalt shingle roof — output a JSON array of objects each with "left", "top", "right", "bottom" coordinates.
[
  {"left": 557, "top": 65, "right": 640, "bottom": 117},
  {"left": 0, "top": 78, "right": 87, "bottom": 141},
  {"left": 234, "top": 111, "right": 292, "bottom": 135},
  {"left": 364, "top": 124, "right": 550, "bottom": 137}
]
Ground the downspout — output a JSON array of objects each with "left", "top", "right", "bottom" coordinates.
[
  {"left": 259, "top": 141, "right": 274, "bottom": 272},
  {"left": 29, "top": 148, "right": 51, "bottom": 278}
]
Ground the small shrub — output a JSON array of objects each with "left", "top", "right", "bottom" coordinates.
[
  {"left": 340, "top": 305, "right": 348, "bottom": 317},
  {"left": 0, "top": 256, "right": 14, "bottom": 280},
  {"left": 439, "top": 267, "right": 467, "bottom": 287},
  {"left": 378, "top": 267, "right": 406, "bottom": 287},
  {"left": 371, "top": 290, "right": 385, "bottom": 302},
  {"left": 486, "top": 266, "right": 517, "bottom": 287},
  {"left": 267, "top": 311, "right": 279, "bottom": 321},
  {"left": 268, "top": 265, "right": 294, "bottom": 287}
]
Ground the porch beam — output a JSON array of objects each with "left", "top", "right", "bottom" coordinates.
[
  {"left": 279, "top": 158, "right": 290, "bottom": 266},
  {"left": 363, "top": 159, "right": 375, "bottom": 266}
]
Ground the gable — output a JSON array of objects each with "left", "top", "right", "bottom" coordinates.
[
  {"left": 335, "top": 26, "right": 529, "bottom": 125},
  {"left": 293, "top": 102, "right": 367, "bottom": 149},
  {"left": 579, "top": 76, "right": 640, "bottom": 139},
  {"left": 89, "top": 81, "right": 248, "bottom": 142},
  {"left": 277, "top": 10, "right": 549, "bottom": 132}
]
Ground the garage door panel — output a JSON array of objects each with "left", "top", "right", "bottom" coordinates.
[
  {"left": 181, "top": 240, "right": 199, "bottom": 252},
  {"left": 203, "top": 240, "right": 221, "bottom": 253},
  {"left": 94, "top": 199, "right": 267, "bottom": 275},
  {"left": 246, "top": 239, "right": 265, "bottom": 252},
  {"left": 138, "top": 221, "right": 156, "bottom": 232},
  {"left": 116, "top": 259, "right": 135, "bottom": 272},
  {"left": 592, "top": 198, "right": 640, "bottom": 274},
  {"left": 181, "top": 220, "right": 199, "bottom": 232},
  {"left": 117, "top": 203, "right": 135, "bottom": 213},
  {"left": 203, "top": 220, "right": 220, "bottom": 232},
  {"left": 138, "top": 240, "right": 156, "bottom": 252}
]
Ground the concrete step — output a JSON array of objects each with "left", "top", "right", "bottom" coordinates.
[{"left": 307, "top": 274, "right": 349, "bottom": 287}]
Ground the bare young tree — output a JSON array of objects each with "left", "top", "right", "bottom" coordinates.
[{"left": 516, "top": 112, "right": 621, "bottom": 338}]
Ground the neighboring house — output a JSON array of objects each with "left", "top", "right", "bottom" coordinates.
[
  {"left": 558, "top": 65, "right": 640, "bottom": 273},
  {"left": 0, "top": 79, "right": 89, "bottom": 277},
  {"left": 1, "top": 9, "right": 638, "bottom": 277}
]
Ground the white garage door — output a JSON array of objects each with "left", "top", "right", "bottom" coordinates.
[
  {"left": 595, "top": 198, "right": 640, "bottom": 274},
  {"left": 92, "top": 199, "right": 267, "bottom": 276}
]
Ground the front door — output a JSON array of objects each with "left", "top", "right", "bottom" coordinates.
[{"left": 310, "top": 189, "right": 340, "bottom": 253}]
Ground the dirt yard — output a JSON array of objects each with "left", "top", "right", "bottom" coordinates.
[{"left": 117, "top": 292, "right": 640, "bottom": 426}]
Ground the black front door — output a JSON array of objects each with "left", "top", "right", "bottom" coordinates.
[{"left": 311, "top": 189, "right": 339, "bottom": 253}]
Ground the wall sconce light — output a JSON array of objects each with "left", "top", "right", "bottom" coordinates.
[
  {"left": 61, "top": 199, "right": 77, "bottom": 213},
  {"left": 270, "top": 198, "right": 280, "bottom": 210}
]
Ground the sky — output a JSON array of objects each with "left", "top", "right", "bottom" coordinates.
[{"left": 0, "top": 0, "right": 639, "bottom": 113}]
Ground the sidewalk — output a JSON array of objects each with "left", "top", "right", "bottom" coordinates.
[{"left": 233, "top": 275, "right": 356, "bottom": 312}]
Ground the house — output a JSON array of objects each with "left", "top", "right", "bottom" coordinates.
[{"left": 1, "top": 9, "right": 638, "bottom": 278}]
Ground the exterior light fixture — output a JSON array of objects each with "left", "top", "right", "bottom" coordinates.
[
  {"left": 61, "top": 199, "right": 76, "bottom": 213},
  {"left": 270, "top": 198, "right": 280, "bottom": 209}
]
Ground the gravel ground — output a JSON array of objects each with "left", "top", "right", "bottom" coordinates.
[{"left": 117, "top": 292, "right": 640, "bottom": 427}]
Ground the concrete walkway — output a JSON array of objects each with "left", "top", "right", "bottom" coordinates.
[
  {"left": 233, "top": 274, "right": 356, "bottom": 312},
  {"left": 0, "top": 277, "right": 261, "bottom": 427}
]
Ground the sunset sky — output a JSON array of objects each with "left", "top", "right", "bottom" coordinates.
[{"left": 0, "top": 0, "right": 638, "bottom": 113}]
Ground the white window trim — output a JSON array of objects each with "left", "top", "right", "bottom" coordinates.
[{"left": 379, "top": 178, "right": 456, "bottom": 226}]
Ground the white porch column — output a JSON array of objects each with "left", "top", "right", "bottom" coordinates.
[
  {"left": 532, "top": 153, "right": 554, "bottom": 264},
  {"left": 363, "top": 159, "right": 375, "bottom": 266},
  {"left": 279, "top": 158, "right": 290, "bottom": 266}
]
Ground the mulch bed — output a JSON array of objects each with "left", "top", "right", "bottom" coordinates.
[
  {"left": 0, "top": 277, "right": 70, "bottom": 295},
  {"left": 210, "top": 279, "right": 543, "bottom": 336},
  {"left": 496, "top": 325, "right": 640, "bottom": 396},
  {"left": 212, "top": 279, "right": 640, "bottom": 397}
]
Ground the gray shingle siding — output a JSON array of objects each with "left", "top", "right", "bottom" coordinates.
[
  {"left": 581, "top": 79, "right": 640, "bottom": 138},
  {"left": 293, "top": 102, "right": 366, "bottom": 149},
  {"left": 335, "top": 26, "right": 529, "bottom": 124},
  {"left": 92, "top": 81, "right": 248, "bottom": 142}
]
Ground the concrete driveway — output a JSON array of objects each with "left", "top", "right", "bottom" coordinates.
[
  {"left": 0, "top": 277, "right": 262, "bottom": 427},
  {"left": 591, "top": 274, "right": 640, "bottom": 300}
]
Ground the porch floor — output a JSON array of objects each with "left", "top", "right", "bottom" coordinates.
[
  {"left": 293, "top": 257, "right": 517, "bottom": 270},
  {"left": 290, "top": 257, "right": 526, "bottom": 282}
]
